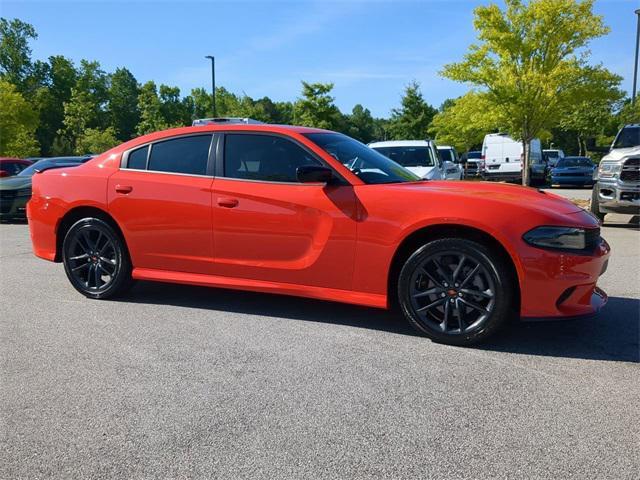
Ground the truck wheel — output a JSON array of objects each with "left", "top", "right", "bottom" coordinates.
[{"left": 589, "top": 186, "right": 605, "bottom": 223}]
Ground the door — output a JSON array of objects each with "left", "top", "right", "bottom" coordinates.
[
  {"left": 211, "top": 133, "right": 358, "bottom": 290},
  {"left": 108, "top": 134, "right": 215, "bottom": 274}
]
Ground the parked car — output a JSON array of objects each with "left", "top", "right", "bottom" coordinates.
[
  {"left": 436, "top": 146, "right": 463, "bottom": 180},
  {"left": 369, "top": 140, "right": 459, "bottom": 180},
  {"left": 543, "top": 149, "right": 565, "bottom": 168},
  {"left": 0, "top": 156, "right": 92, "bottom": 221},
  {"left": 548, "top": 156, "right": 595, "bottom": 187},
  {"left": 590, "top": 124, "right": 640, "bottom": 222},
  {"left": 0, "top": 158, "right": 32, "bottom": 178},
  {"left": 27, "top": 123, "right": 609, "bottom": 346},
  {"left": 462, "top": 150, "right": 483, "bottom": 177},
  {"left": 529, "top": 156, "right": 549, "bottom": 186},
  {"left": 481, "top": 134, "right": 542, "bottom": 182}
]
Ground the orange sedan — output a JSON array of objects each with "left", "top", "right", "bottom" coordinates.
[{"left": 27, "top": 123, "right": 609, "bottom": 345}]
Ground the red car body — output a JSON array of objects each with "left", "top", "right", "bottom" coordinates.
[{"left": 27, "top": 124, "right": 609, "bottom": 320}]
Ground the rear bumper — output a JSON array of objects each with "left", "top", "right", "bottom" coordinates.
[{"left": 482, "top": 171, "right": 521, "bottom": 181}]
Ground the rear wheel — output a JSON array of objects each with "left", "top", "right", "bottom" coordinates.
[
  {"left": 397, "top": 238, "right": 514, "bottom": 346},
  {"left": 590, "top": 185, "right": 605, "bottom": 223},
  {"left": 62, "top": 217, "right": 133, "bottom": 299}
]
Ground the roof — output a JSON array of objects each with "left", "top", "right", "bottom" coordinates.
[{"left": 369, "top": 140, "right": 433, "bottom": 148}]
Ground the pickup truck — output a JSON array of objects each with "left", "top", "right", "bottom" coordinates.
[{"left": 590, "top": 124, "right": 640, "bottom": 221}]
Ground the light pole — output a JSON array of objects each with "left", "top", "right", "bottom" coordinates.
[
  {"left": 205, "top": 55, "right": 216, "bottom": 117},
  {"left": 633, "top": 9, "right": 640, "bottom": 105}
]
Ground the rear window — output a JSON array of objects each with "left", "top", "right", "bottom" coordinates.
[{"left": 147, "top": 135, "right": 211, "bottom": 175}]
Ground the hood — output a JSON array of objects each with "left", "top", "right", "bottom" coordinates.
[
  {"left": 399, "top": 180, "right": 583, "bottom": 215},
  {"left": 405, "top": 166, "right": 439, "bottom": 180},
  {"left": 602, "top": 146, "right": 640, "bottom": 162},
  {"left": 0, "top": 176, "right": 31, "bottom": 190}
]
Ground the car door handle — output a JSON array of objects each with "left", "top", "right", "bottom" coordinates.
[
  {"left": 217, "top": 197, "right": 239, "bottom": 208},
  {"left": 115, "top": 184, "right": 133, "bottom": 194}
]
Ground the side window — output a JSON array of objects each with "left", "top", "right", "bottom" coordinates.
[
  {"left": 127, "top": 145, "right": 148, "bottom": 170},
  {"left": 224, "top": 134, "right": 320, "bottom": 182},
  {"left": 147, "top": 135, "right": 212, "bottom": 175}
]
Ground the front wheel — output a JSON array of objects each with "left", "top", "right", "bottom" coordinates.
[
  {"left": 397, "top": 238, "right": 514, "bottom": 346},
  {"left": 62, "top": 217, "right": 133, "bottom": 299}
]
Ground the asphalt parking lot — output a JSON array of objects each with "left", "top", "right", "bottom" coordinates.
[{"left": 1, "top": 197, "right": 639, "bottom": 479}]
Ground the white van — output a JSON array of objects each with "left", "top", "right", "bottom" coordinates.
[{"left": 481, "top": 133, "right": 542, "bottom": 181}]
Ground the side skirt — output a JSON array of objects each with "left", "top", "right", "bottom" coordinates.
[{"left": 132, "top": 268, "right": 389, "bottom": 309}]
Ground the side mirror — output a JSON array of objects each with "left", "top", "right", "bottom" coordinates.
[{"left": 297, "top": 165, "right": 333, "bottom": 183}]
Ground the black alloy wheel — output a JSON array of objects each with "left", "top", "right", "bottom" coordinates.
[
  {"left": 398, "top": 238, "right": 513, "bottom": 346},
  {"left": 62, "top": 217, "right": 132, "bottom": 299}
]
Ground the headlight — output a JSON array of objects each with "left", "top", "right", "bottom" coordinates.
[
  {"left": 523, "top": 226, "right": 589, "bottom": 250},
  {"left": 16, "top": 188, "right": 32, "bottom": 196},
  {"left": 598, "top": 162, "right": 621, "bottom": 178}
]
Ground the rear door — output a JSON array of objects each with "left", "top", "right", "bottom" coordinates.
[
  {"left": 108, "top": 134, "right": 215, "bottom": 274},
  {"left": 211, "top": 132, "right": 358, "bottom": 289}
]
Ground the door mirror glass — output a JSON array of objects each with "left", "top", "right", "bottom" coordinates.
[{"left": 296, "top": 165, "right": 333, "bottom": 183}]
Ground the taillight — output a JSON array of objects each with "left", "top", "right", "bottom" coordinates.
[{"left": 480, "top": 155, "right": 485, "bottom": 169}]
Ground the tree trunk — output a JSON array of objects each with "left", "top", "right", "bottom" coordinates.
[
  {"left": 578, "top": 135, "right": 584, "bottom": 156},
  {"left": 522, "top": 139, "right": 530, "bottom": 186}
]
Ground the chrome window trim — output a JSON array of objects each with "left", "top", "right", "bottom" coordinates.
[{"left": 213, "top": 176, "right": 327, "bottom": 186}]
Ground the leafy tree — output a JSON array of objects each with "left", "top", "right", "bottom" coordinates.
[
  {"left": 0, "top": 18, "right": 37, "bottom": 91},
  {"left": 159, "top": 84, "right": 190, "bottom": 127},
  {"left": 293, "top": 81, "right": 342, "bottom": 130},
  {"left": 59, "top": 88, "right": 95, "bottom": 149},
  {"left": 188, "top": 87, "right": 212, "bottom": 120},
  {"left": 557, "top": 66, "right": 623, "bottom": 155},
  {"left": 109, "top": 67, "right": 139, "bottom": 141},
  {"left": 442, "top": 0, "right": 617, "bottom": 185},
  {"left": 347, "top": 104, "right": 377, "bottom": 143},
  {"left": 33, "top": 55, "right": 77, "bottom": 155},
  {"left": 429, "top": 92, "right": 500, "bottom": 152},
  {"left": 136, "top": 81, "right": 167, "bottom": 135},
  {"left": 388, "top": 81, "right": 437, "bottom": 139},
  {"left": 0, "top": 79, "right": 39, "bottom": 156},
  {"left": 75, "top": 60, "right": 110, "bottom": 128},
  {"left": 75, "top": 127, "right": 119, "bottom": 155}
]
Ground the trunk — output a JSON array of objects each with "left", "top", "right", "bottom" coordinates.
[{"left": 522, "top": 139, "right": 530, "bottom": 186}]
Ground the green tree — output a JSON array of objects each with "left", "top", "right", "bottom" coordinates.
[
  {"left": 109, "top": 67, "right": 139, "bottom": 141},
  {"left": 159, "top": 84, "right": 190, "bottom": 127},
  {"left": 136, "top": 81, "right": 167, "bottom": 135},
  {"left": 429, "top": 92, "right": 500, "bottom": 152},
  {"left": 0, "top": 79, "right": 39, "bottom": 156},
  {"left": 0, "top": 18, "right": 37, "bottom": 91},
  {"left": 33, "top": 55, "right": 77, "bottom": 155},
  {"left": 347, "top": 104, "right": 377, "bottom": 143},
  {"left": 75, "top": 127, "right": 119, "bottom": 154},
  {"left": 188, "top": 87, "right": 212, "bottom": 120},
  {"left": 293, "top": 81, "right": 342, "bottom": 130},
  {"left": 442, "top": 0, "right": 617, "bottom": 185},
  {"left": 388, "top": 81, "right": 437, "bottom": 139}
]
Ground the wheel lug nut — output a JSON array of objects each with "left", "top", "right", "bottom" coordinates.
[
  {"left": 443, "top": 283, "right": 448, "bottom": 287},
  {"left": 441, "top": 293, "right": 446, "bottom": 297}
]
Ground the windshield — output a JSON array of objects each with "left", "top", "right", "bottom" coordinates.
[
  {"left": 18, "top": 160, "right": 45, "bottom": 177},
  {"left": 438, "top": 149, "right": 455, "bottom": 163},
  {"left": 544, "top": 150, "right": 560, "bottom": 158},
  {"left": 371, "top": 146, "right": 435, "bottom": 168},
  {"left": 304, "top": 133, "right": 420, "bottom": 184},
  {"left": 612, "top": 126, "right": 640, "bottom": 149},
  {"left": 556, "top": 157, "right": 593, "bottom": 168},
  {"left": 467, "top": 151, "right": 481, "bottom": 159},
  {"left": 18, "top": 158, "right": 85, "bottom": 176}
]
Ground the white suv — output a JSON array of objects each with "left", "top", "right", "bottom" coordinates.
[{"left": 368, "top": 140, "right": 461, "bottom": 180}]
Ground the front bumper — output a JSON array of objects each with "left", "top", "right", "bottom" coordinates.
[
  {"left": 519, "top": 234, "right": 610, "bottom": 320},
  {"left": 550, "top": 175, "right": 594, "bottom": 186},
  {"left": 0, "top": 194, "right": 29, "bottom": 221},
  {"left": 596, "top": 179, "right": 640, "bottom": 214}
]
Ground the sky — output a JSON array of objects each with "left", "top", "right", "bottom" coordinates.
[{"left": 2, "top": 0, "right": 637, "bottom": 118}]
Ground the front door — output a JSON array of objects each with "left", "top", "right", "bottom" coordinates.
[
  {"left": 211, "top": 133, "right": 358, "bottom": 290},
  {"left": 108, "top": 134, "right": 215, "bottom": 275}
]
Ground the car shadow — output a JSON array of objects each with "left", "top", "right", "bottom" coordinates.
[
  {"left": 604, "top": 215, "right": 639, "bottom": 230},
  {"left": 119, "top": 282, "right": 639, "bottom": 363}
]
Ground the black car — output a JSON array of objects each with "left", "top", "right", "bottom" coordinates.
[{"left": 0, "top": 156, "right": 92, "bottom": 221}]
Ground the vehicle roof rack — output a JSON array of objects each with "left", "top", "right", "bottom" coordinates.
[{"left": 192, "top": 117, "right": 264, "bottom": 126}]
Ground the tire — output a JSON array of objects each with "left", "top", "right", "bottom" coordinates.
[
  {"left": 397, "top": 238, "right": 514, "bottom": 346},
  {"left": 62, "top": 217, "right": 133, "bottom": 299},
  {"left": 589, "top": 185, "right": 605, "bottom": 223}
]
